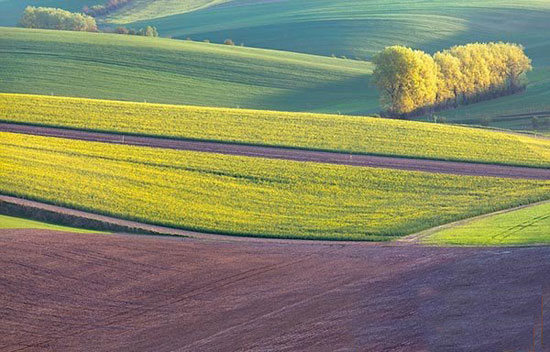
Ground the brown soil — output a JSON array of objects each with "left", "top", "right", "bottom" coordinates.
[
  {"left": 2, "top": 123, "right": 549, "bottom": 180},
  {"left": 1, "top": 229, "right": 548, "bottom": 351}
]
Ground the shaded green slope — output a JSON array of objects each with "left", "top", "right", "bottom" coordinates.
[
  {"left": 122, "top": 0, "right": 550, "bottom": 130},
  {"left": 0, "top": 27, "right": 376, "bottom": 114},
  {"left": 126, "top": 0, "right": 550, "bottom": 58}
]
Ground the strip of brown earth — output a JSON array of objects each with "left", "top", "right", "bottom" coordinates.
[
  {"left": 2, "top": 122, "right": 549, "bottom": 179},
  {"left": 1, "top": 228, "right": 547, "bottom": 351}
]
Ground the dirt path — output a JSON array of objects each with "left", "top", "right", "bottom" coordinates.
[
  {"left": 0, "top": 228, "right": 548, "bottom": 351},
  {"left": 2, "top": 123, "right": 549, "bottom": 179}
]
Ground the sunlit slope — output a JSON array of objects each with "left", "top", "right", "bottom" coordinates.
[
  {"left": 0, "top": 27, "right": 376, "bottom": 114},
  {"left": 3, "top": 93, "right": 550, "bottom": 168},
  {"left": 123, "top": 0, "right": 550, "bottom": 128},
  {"left": 3, "top": 132, "right": 550, "bottom": 240},
  {"left": 423, "top": 201, "right": 550, "bottom": 246}
]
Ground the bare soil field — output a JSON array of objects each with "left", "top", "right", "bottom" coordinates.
[
  {"left": 2, "top": 123, "right": 550, "bottom": 179},
  {"left": 1, "top": 229, "right": 548, "bottom": 351}
]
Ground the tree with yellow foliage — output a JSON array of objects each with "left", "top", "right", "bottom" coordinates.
[
  {"left": 433, "top": 51, "right": 463, "bottom": 107},
  {"left": 372, "top": 43, "right": 532, "bottom": 117},
  {"left": 372, "top": 46, "right": 437, "bottom": 115}
]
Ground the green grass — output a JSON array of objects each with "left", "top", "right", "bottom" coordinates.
[
  {"left": 2, "top": 131, "right": 550, "bottom": 241},
  {"left": 0, "top": 214, "right": 107, "bottom": 233},
  {"left": 3, "top": 1, "right": 550, "bottom": 129},
  {"left": 123, "top": 0, "right": 550, "bottom": 58},
  {"left": 423, "top": 201, "right": 550, "bottom": 246},
  {"left": 120, "top": 0, "right": 550, "bottom": 131},
  {"left": 0, "top": 26, "right": 377, "bottom": 115},
  {"left": 3, "top": 93, "right": 550, "bottom": 168},
  {"left": 105, "top": 0, "right": 228, "bottom": 24}
]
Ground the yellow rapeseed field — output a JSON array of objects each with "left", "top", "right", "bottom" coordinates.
[
  {"left": 1, "top": 132, "right": 549, "bottom": 240},
  {"left": 1, "top": 93, "right": 549, "bottom": 167}
]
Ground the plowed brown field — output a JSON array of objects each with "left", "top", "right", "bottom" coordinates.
[{"left": 1, "top": 229, "right": 548, "bottom": 351}]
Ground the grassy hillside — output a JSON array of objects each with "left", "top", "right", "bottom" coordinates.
[
  {"left": 3, "top": 93, "right": 550, "bottom": 168},
  {"left": 423, "top": 201, "right": 550, "bottom": 246},
  {"left": 105, "top": 0, "right": 227, "bottom": 24},
  {"left": 121, "top": 0, "right": 550, "bottom": 130},
  {"left": 2, "top": 132, "right": 550, "bottom": 241},
  {"left": 0, "top": 27, "right": 376, "bottom": 114},
  {"left": 125, "top": 0, "right": 550, "bottom": 58},
  {"left": 2, "top": 0, "right": 550, "bottom": 129}
]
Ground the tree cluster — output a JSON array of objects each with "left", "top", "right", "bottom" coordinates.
[
  {"left": 83, "top": 0, "right": 133, "bottom": 17},
  {"left": 372, "top": 43, "right": 532, "bottom": 117},
  {"left": 113, "top": 25, "right": 158, "bottom": 37},
  {"left": 19, "top": 6, "right": 97, "bottom": 32}
]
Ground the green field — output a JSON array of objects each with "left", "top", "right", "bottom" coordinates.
[
  {"left": 123, "top": 1, "right": 550, "bottom": 57},
  {"left": 2, "top": 2, "right": 550, "bottom": 129},
  {"left": 105, "top": 0, "right": 227, "bottom": 24},
  {"left": 0, "top": 214, "right": 106, "bottom": 233},
  {"left": 0, "top": 27, "right": 376, "bottom": 115},
  {"left": 3, "top": 93, "right": 550, "bottom": 168},
  {"left": 423, "top": 201, "right": 550, "bottom": 246},
  {"left": 2, "top": 131, "right": 550, "bottom": 241},
  {"left": 122, "top": 0, "right": 550, "bottom": 130}
]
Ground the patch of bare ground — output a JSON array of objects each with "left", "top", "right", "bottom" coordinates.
[{"left": 0, "top": 229, "right": 548, "bottom": 351}]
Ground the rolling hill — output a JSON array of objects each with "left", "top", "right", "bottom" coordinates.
[
  {"left": 0, "top": 27, "right": 376, "bottom": 114},
  {"left": 119, "top": 0, "right": 550, "bottom": 130},
  {"left": 2, "top": 1, "right": 550, "bottom": 130},
  {"left": 121, "top": 1, "right": 550, "bottom": 57}
]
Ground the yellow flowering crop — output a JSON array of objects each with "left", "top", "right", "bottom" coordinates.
[
  {"left": 1, "top": 132, "right": 549, "bottom": 240},
  {"left": 1, "top": 93, "right": 549, "bottom": 167}
]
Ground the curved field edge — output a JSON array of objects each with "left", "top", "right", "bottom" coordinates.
[
  {"left": 405, "top": 200, "right": 550, "bottom": 246},
  {"left": 2, "top": 93, "right": 550, "bottom": 168},
  {"left": 0, "top": 214, "right": 108, "bottom": 234},
  {"left": 2, "top": 131, "right": 550, "bottom": 241}
]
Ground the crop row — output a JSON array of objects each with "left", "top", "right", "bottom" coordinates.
[
  {"left": 1, "top": 93, "right": 549, "bottom": 168},
  {"left": 1, "top": 132, "right": 549, "bottom": 240}
]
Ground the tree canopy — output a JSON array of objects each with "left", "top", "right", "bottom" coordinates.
[
  {"left": 372, "top": 43, "right": 532, "bottom": 117},
  {"left": 19, "top": 6, "right": 97, "bottom": 32}
]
